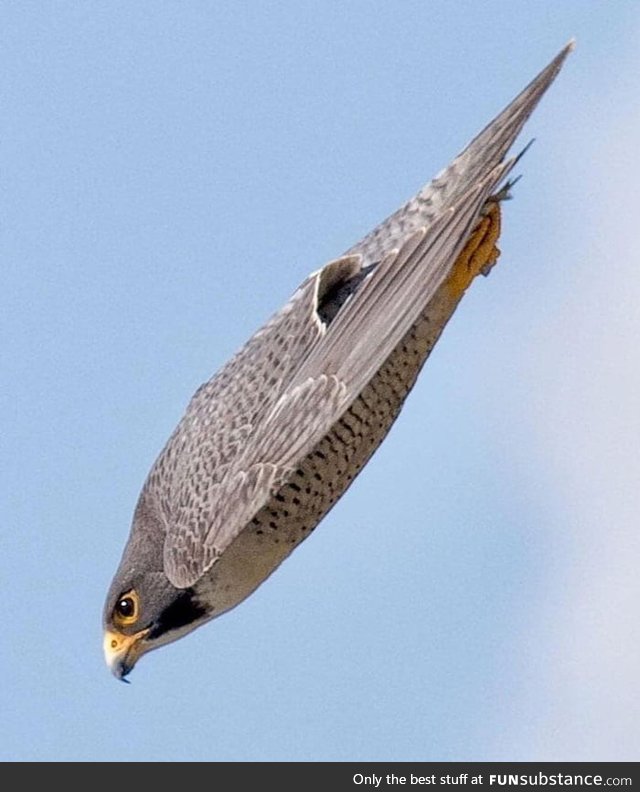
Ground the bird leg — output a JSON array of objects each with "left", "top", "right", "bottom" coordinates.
[{"left": 443, "top": 200, "right": 502, "bottom": 300}]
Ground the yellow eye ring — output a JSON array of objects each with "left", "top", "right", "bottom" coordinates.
[{"left": 113, "top": 590, "right": 139, "bottom": 626}]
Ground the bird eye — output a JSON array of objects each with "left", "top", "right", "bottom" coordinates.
[{"left": 113, "top": 590, "right": 139, "bottom": 626}]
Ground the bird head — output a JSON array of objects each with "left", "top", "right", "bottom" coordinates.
[{"left": 102, "top": 506, "right": 208, "bottom": 680}]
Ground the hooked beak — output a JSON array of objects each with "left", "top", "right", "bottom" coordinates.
[{"left": 103, "top": 628, "right": 150, "bottom": 681}]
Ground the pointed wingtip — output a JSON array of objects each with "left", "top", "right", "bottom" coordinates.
[
  {"left": 550, "top": 39, "right": 576, "bottom": 68},
  {"left": 344, "top": 39, "right": 576, "bottom": 266},
  {"left": 552, "top": 38, "right": 576, "bottom": 69},
  {"left": 537, "top": 39, "right": 575, "bottom": 91},
  {"left": 527, "top": 38, "right": 575, "bottom": 99},
  {"left": 446, "top": 39, "right": 575, "bottom": 188}
]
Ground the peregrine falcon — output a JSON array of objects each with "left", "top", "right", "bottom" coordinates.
[{"left": 103, "top": 43, "right": 573, "bottom": 679}]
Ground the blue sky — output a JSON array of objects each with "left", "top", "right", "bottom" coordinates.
[{"left": 2, "top": 2, "right": 638, "bottom": 762}]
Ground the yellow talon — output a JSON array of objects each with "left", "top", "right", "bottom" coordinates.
[{"left": 444, "top": 200, "right": 502, "bottom": 300}]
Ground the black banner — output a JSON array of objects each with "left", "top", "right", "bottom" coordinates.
[{"left": 6, "top": 761, "right": 638, "bottom": 788}]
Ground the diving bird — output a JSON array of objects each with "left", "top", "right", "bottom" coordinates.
[{"left": 103, "top": 42, "right": 573, "bottom": 679}]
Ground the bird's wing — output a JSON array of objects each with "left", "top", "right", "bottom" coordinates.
[
  {"left": 162, "top": 42, "right": 573, "bottom": 589},
  {"left": 164, "top": 164, "right": 510, "bottom": 588},
  {"left": 155, "top": 255, "right": 360, "bottom": 585},
  {"left": 345, "top": 40, "right": 574, "bottom": 266},
  {"left": 149, "top": 253, "right": 362, "bottom": 528}
]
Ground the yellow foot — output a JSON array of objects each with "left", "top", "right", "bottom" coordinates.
[{"left": 444, "top": 200, "right": 502, "bottom": 300}]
